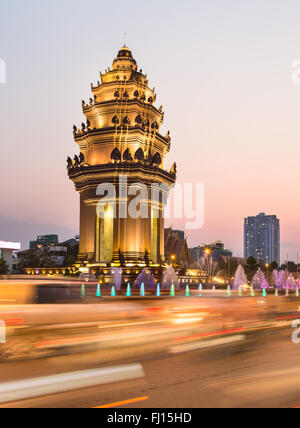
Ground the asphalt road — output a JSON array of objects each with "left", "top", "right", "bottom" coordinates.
[{"left": 1, "top": 326, "right": 300, "bottom": 408}]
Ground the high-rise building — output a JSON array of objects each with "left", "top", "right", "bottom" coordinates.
[{"left": 244, "top": 213, "right": 280, "bottom": 264}]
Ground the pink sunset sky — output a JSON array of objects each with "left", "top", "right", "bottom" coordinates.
[{"left": 1, "top": 0, "right": 300, "bottom": 262}]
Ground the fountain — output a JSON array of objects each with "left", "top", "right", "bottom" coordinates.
[
  {"left": 134, "top": 269, "right": 156, "bottom": 290},
  {"left": 282, "top": 270, "right": 290, "bottom": 289},
  {"left": 170, "top": 283, "right": 175, "bottom": 297},
  {"left": 286, "top": 273, "right": 296, "bottom": 289},
  {"left": 156, "top": 283, "right": 161, "bottom": 297},
  {"left": 113, "top": 268, "right": 123, "bottom": 291},
  {"left": 162, "top": 265, "right": 179, "bottom": 290},
  {"left": 252, "top": 268, "right": 269, "bottom": 289},
  {"left": 272, "top": 270, "right": 286, "bottom": 289},
  {"left": 233, "top": 265, "right": 248, "bottom": 290},
  {"left": 96, "top": 283, "right": 101, "bottom": 297},
  {"left": 199, "top": 283, "right": 203, "bottom": 296},
  {"left": 199, "top": 256, "right": 220, "bottom": 288}
]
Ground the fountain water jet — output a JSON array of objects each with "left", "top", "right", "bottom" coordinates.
[
  {"left": 134, "top": 269, "right": 156, "bottom": 290},
  {"left": 286, "top": 273, "right": 296, "bottom": 290},
  {"left": 170, "top": 284, "right": 175, "bottom": 297},
  {"left": 114, "top": 268, "right": 122, "bottom": 291},
  {"left": 186, "top": 285, "right": 190, "bottom": 297},
  {"left": 162, "top": 265, "right": 179, "bottom": 290},
  {"left": 199, "top": 256, "right": 221, "bottom": 288},
  {"left": 96, "top": 284, "right": 101, "bottom": 297},
  {"left": 252, "top": 268, "right": 269, "bottom": 290},
  {"left": 233, "top": 265, "right": 248, "bottom": 290},
  {"left": 199, "top": 283, "right": 203, "bottom": 296},
  {"left": 273, "top": 270, "right": 287, "bottom": 289},
  {"left": 156, "top": 284, "right": 161, "bottom": 297}
]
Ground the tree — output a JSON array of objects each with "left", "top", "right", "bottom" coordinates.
[
  {"left": 281, "top": 261, "right": 297, "bottom": 272},
  {"left": 217, "top": 257, "right": 239, "bottom": 280},
  {"left": 64, "top": 255, "right": 77, "bottom": 267},
  {"left": 244, "top": 256, "right": 260, "bottom": 281},
  {"left": 0, "top": 259, "right": 9, "bottom": 275},
  {"left": 247, "top": 256, "right": 258, "bottom": 267},
  {"left": 39, "top": 255, "right": 56, "bottom": 268},
  {"left": 17, "top": 249, "right": 56, "bottom": 270},
  {"left": 269, "top": 261, "right": 279, "bottom": 271},
  {"left": 17, "top": 250, "right": 42, "bottom": 269},
  {"left": 66, "top": 243, "right": 79, "bottom": 258}
]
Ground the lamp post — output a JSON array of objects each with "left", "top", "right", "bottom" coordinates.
[
  {"left": 266, "top": 263, "right": 269, "bottom": 284},
  {"left": 204, "top": 248, "right": 211, "bottom": 287}
]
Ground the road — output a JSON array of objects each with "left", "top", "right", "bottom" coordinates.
[
  {"left": 0, "top": 325, "right": 300, "bottom": 408},
  {"left": 0, "top": 293, "right": 299, "bottom": 408}
]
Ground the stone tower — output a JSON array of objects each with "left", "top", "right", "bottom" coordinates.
[{"left": 68, "top": 46, "right": 176, "bottom": 271}]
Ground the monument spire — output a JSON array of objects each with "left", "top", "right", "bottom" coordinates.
[{"left": 67, "top": 46, "right": 176, "bottom": 281}]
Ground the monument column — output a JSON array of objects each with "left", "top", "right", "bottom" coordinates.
[{"left": 68, "top": 46, "right": 176, "bottom": 274}]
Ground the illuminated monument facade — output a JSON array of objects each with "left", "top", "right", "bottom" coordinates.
[{"left": 68, "top": 47, "right": 176, "bottom": 273}]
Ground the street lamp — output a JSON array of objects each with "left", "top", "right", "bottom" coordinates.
[
  {"left": 266, "top": 263, "right": 269, "bottom": 284},
  {"left": 204, "top": 248, "right": 212, "bottom": 287}
]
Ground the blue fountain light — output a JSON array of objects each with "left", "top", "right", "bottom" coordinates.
[
  {"left": 96, "top": 283, "right": 101, "bottom": 297},
  {"left": 156, "top": 284, "right": 161, "bottom": 297}
]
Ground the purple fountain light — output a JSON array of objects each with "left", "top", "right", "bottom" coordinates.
[
  {"left": 285, "top": 273, "right": 296, "bottom": 290},
  {"left": 233, "top": 265, "right": 248, "bottom": 290},
  {"left": 114, "top": 268, "right": 123, "bottom": 291},
  {"left": 272, "top": 270, "right": 285, "bottom": 289},
  {"left": 252, "top": 268, "right": 269, "bottom": 290},
  {"left": 134, "top": 269, "right": 156, "bottom": 290}
]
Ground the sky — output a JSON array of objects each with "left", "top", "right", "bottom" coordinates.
[{"left": 0, "top": 0, "right": 300, "bottom": 261}]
